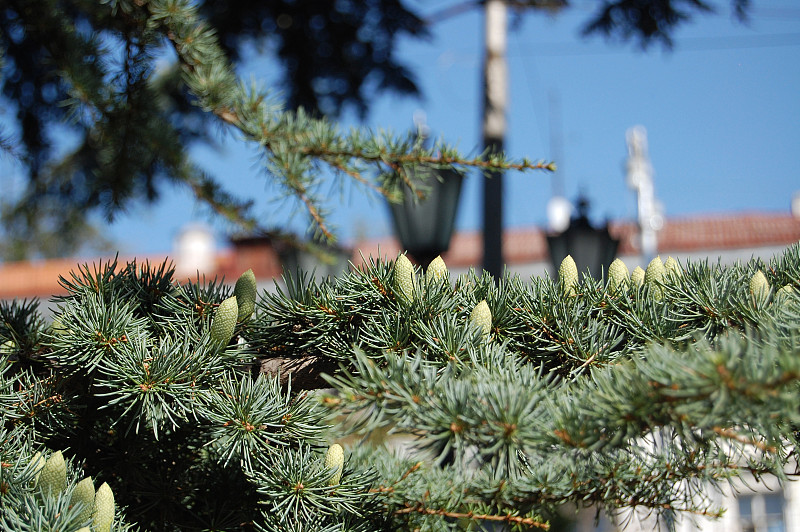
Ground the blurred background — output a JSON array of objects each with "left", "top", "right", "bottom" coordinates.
[{"left": 1, "top": 0, "right": 799, "bottom": 296}]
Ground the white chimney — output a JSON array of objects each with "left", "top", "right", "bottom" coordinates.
[{"left": 174, "top": 224, "right": 216, "bottom": 278}]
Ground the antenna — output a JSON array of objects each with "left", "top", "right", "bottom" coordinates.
[{"left": 625, "top": 126, "right": 661, "bottom": 262}]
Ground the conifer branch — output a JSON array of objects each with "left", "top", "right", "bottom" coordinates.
[
  {"left": 394, "top": 504, "right": 550, "bottom": 529},
  {"left": 711, "top": 427, "right": 777, "bottom": 454},
  {"left": 141, "top": 0, "right": 554, "bottom": 240},
  {"left": 3, "top": 232, "right": 799, "bottom": 528}
]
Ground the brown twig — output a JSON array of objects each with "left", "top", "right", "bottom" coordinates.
[
  {"left": 712, "top": 426, "right": 777, "bottom": 454},
  {"left": 394, "top": 505, "right": 549, "bottom": 529}
]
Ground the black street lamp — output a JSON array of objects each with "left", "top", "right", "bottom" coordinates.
[
  {"left": 546, "top": 197, "right": 619, "bottom": 280},
  {"left": 388, "top": 165, "right": 463, "bottom": 267}
]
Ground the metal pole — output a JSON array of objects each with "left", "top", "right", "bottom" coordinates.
[{"left": 481, "top": 0, "right": 508, "bottom": 279}]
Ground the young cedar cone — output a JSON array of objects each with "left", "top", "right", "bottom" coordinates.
[
  {"left": 324, "top": 444, "right": 345, "bottom": 486},
  {"left": 558, "top": 255, "right": 578, "bottom": 296},
  {"left": 37, "top": 450, "right": 66, "bottom": 497},
  {"left": 70, "top": 477, "right": 95, "bottom": 525},
  {"left": 776, "top": 284, "right": 795, "bottom": 303},
  {"left": 394, "top": 254, "right": 415, "bottom": 304},
  {"left": 92, "top": 482, "right": 115, "bottom": 532},
  {"left": 51, "top": 315, "right": 69, "bottom": 336},
  {"left": 210, "top": 296, "right": 238, "bottom": 346},
  {"left": 425, "top": 255, "right": 448, "bottom": 285},
  {"left": 608, "top": 258, "right": 629, "bottom": 293},
  {"left": 749, "top": 270, "right": 770, "bottom": 304},
  {"left": 470, "top": 300, "right": 492, "bottom": 342},
  {"left": 234, "top": 269, "right": 258, "bottom": 321},
  {"left": 28, "top": 451, "right": 44, "bottom": 487},
  {"left": 664, "top": 256, "right": 682, "bottom": 278},
  {"left": 644, "top": 256, "right": 666, "bottom": 300},
  {"left": 0, "top": 339, "right": 15, "bottom": 355},
  {"left": 631, "top": 266, "right": 645, "bottom": 288}
]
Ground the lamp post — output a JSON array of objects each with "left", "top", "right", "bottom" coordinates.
[
  {"left": 546, "top": 197, "right": 619, "bottom": 280},
  {"left": 480, "top": 0, "right": 509, "bottom": 279},
  {"left": 388, "top": 165, "right": 463, "bottom": 267}
]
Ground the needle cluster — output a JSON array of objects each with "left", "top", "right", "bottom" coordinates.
[{"left": 0, "top": 244, "right": 798, "bottom": 530}]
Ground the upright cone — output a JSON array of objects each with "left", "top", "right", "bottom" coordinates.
[
  {"left": 631, "top": 266, "right": 645, "bottom": 289},
  {"left": 210, "top": 296, "right": 238, "bottom": 346},
  {"left": 749, "top": 270, "right": 770, "bottom": 304},
  {"left": 234, "top": 269, "right": 258, "bottom": 321},
  {"left": 608, "top": 258, "right": 629, "bottom": 293},
  {"left": 324, "top": 444, "right": 345, "bottom": 486},
  {"left": 470, "top": 300, "right": 492, "bottom": 342},
  {"left": 71, "top": 477, "right": 96, "bottom": 525},
  {"left": 92, "top": 482, "right": 115, "bottom": 532},
  {"left": 776, "top": 284, "right": 795, "bottom": 302},
  {"left": 425, "top": 256, "right": 448, "bottom": 285},
  {"left": 37, "top": 450, "right": 66, "bottom": 497},
  {"left": 558, "top": 255, "right": 578, "bottom": 296},
  {"left": 394, "top": 255, "right": 415, "bottom": 304},
  {"left": 645, "top": 256, "right": 666, "bottom": 300},
  {"left": 664, "top": 256, "right": 682, "bottom": 278}
]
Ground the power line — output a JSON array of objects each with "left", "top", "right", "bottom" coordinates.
[
  {"left": 507, "top": 32, "right": 800, "bottom": 57},
  {"left": 750, "top": 8, "right": 800, "bottom": 19}
]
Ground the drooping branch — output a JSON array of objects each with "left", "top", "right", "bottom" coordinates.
[
  {"left": 394, "top": 504, "right": 550, "bottom": 529},
  {"left": 142, "top": 0, "right": 554, "bottom": 242}
]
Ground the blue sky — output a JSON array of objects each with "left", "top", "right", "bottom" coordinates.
[{"left": 6, "top": 1, "right": 800, "bottom": 257}]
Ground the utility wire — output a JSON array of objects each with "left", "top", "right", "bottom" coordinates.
[{"left": 505, "top": 32, "right": 800, "bottom": 57}]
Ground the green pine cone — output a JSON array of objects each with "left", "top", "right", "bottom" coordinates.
[
  {"left": 75, "top": 528, "right": 91, "bottom": 532},
  {"left": 210, "top": 296, "right": 238, "bottom": 346},
  {"left": 324, "top": 443, "right": 345, "bottom": 486},
  {"left": 631, "top": 266, "right": 645, "bottom": 288},
  {"left": 558, "top": 255, "right": 579, "bottom": 296},
  {"left": 28, "top": 451, "right": 44, "bottom": 487},
  {"left": 776, "top": 284, "right": 795, "bottom": 301},
  {"left": 644, "top": 256, "right": 666, "bottom": 300},
  {"left": 92, "top": 482, "right": 115, "bottom": 532},
  {"left": 607, "top": 258, "right": 629, "bottom": 293},
  {"left": 664, "top": 256, "right": 682, "bottom": 278},
  {"left": 394, "top": 254, "right": 415, "bottom": 304},
  {"left": 425, "top": 255, "right": 448, "bottom": 285},
  {"left": 470, "top": 300, "right": 492, "bottom": 342},
  {"left": 51, "top": 315, "right": 69, "bottom": 336},
  {"left": 644, "top": 256, "right": 665, "bottom": 284},
  {"left": 0, "top": 339, "right": 15, "bottom": 354},
  {"left": 37, "top": 450, "right": 67, "bottom": 497},
  {"left": 234, "top": 269, "right": 258, "bottom": 321},
  {"left": 749, "top": 270, "right": 770, "bottom": 303},
  {"left": 70, "top": 477, "right": 95, "bottom": 526}
]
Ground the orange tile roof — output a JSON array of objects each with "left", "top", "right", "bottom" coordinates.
[
  {"left": 2, "top": 212, "right": 798, "bottom": 300},
  {"left": 0, "top": 256, "right": 172, "bottom": 300},
  {"left": 350, "top": 227, "right": 551, "bottom": 269},
  {"left": 0, "top": 258, "right": 79, "bottom": 300},
  {"left": 652, "top": 213, "right": 800, "bottom": 253},
  {"left": 353, "top": 212, "right": 800, "bottom": 268}
]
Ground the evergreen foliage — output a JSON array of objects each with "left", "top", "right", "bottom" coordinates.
[
  {"left": 0, "top": 243, "right": 798, "bottom": 530},
  {"left": 0, "top": 2, "right": 776, "bottom": 527}
]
